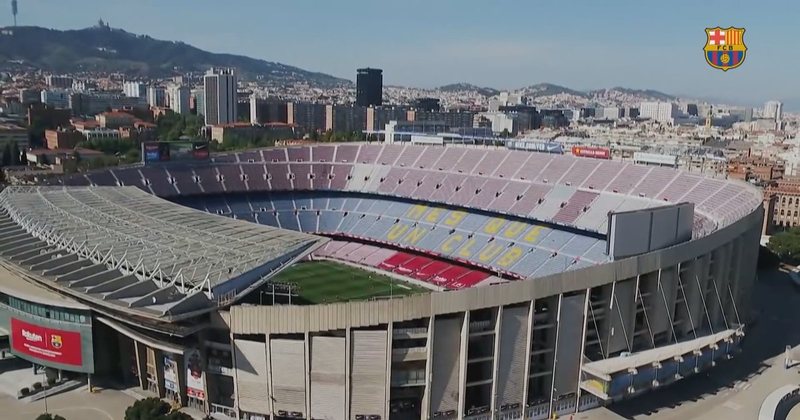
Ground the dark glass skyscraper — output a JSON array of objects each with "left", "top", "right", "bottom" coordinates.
[{"left": 356, "top": 68, "right": 383, "bottom": 107}]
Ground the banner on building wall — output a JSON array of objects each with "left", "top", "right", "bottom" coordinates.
[
  {"left": 185, "top": 348, "right": 205, "bottom": 400},
  {"left": 164, "top": 354, "right": 179, "bottom": 392},
  {"left": 10, "top": 318, "right": 83, "bottom": 367}
]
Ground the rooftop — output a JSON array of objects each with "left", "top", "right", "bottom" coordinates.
[
  {"left": 0, "top": 261, "right": 87, "bottom": 310},
  {"left": 0, "top": 186, "right": 327, "bottom": 321}
]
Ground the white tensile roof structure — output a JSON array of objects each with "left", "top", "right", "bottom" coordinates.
[{"left": 0, "top": 186, "right": 326, "bottom": 321}]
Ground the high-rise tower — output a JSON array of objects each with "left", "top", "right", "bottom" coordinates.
[
  {"left": 356, "top": 68, "right": 383, "bottom": 107},
  {"left": 203, "top": 68, "right": 237, "bottom": 126},
  {"left": 11, "top": 0, "right": 18, "bottom": 27}
]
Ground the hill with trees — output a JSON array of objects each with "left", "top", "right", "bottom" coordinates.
[{"left": 0, "top": 23, "right": 349, "bottom": 87}]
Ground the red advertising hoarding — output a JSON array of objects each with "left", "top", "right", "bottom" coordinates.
[
  {"left": 571, "top": 146, "right": 611, "bottom": 160},
  {"left": 10, "top": 318, "right": 83, "bottom": 367}
]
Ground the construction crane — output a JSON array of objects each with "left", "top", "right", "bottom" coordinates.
[{"left": 11, "top": 0, "right": 17, "bottom": 27}]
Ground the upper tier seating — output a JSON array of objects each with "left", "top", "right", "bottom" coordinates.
[{"left": 61, "top": 144, "right": 762, "bottom": 238}]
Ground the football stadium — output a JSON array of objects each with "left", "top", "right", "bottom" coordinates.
[{"left": 0, "top": 143, "right": 763, "bottom": 420}]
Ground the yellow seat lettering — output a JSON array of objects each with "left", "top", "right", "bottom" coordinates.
[
  {"left": 405, "top": 204, "right": 427, "bottom": 220},
  {"left": 483, "top": 218, "right": 506, "bottom": 234},
  {"left": 478, "top": 242, "right": 504, "bottom": 262},
  {"left": 502, "top": 221, "right": 527, "bottom": 239},
  {"left": 387, "top": 224, "right": 409, "bottom": 241},
  {"left": 523, "top": 226, "right": 544, "bottom": 243},
  {"left": 440, "top": 234, "right": 464, "bottom": 253},
  {"left": 443, "top": 210, "right": 466, "bottom": 226},
  {"left": 497, "top": 247, "right": 524, "bottom": 267},
  {"left": 458, "top": 238, "right": 477, "bottom": 258},
  {"left": 425, "top": 207, "right": 443, "bottom": 223},
  {"left": 404, "top": 227, "right": 427, "bottom": 244}
]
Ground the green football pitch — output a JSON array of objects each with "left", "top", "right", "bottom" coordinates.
[{"left": 269, "top": 260, "right": 428, "bottom": 304}]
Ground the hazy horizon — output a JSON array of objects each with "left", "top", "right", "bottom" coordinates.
[{"left": 6, "top": 0, "right": 799, "bottom": 110}]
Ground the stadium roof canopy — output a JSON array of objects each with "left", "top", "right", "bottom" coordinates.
[{"left": 0, "top": 186, "right": 326, "bottom": 322}]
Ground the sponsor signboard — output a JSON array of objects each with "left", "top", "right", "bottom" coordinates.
[
  {"left": 142, "top": 141, "right": 210, "bottom": 164},
  {"left": 571, "top": 146, "right": 611, "bottom": 159},
  {"left": 10, "top": 318, "right": 82, "bottom": 367},
  {"left": 143, "top": 142, "right": 161, "bottom": 162},
  {"left": 185, "top": 348, "right": 206, "bottom": 400},
  {"left": 506, "top": 140, "right": 564, "bottom": 154},
  {"left": 164, "top": 354, "right": 179, "bottom": 392}
]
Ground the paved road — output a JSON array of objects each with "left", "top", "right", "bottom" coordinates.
[
  {"left": 0, "top": 385, "right": 136, "bottom": 420},
  {"left": 582, "top": 267, "right": 800, "bottom": 419}
]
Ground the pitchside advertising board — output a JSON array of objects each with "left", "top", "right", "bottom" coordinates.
[
  {"left": 571, "top": 146, "right": 611, "bottom": 160},
  {"left": 8, "top": 317, "right": 94, "bottom": 372},
  {"left": 142, "top": 141, "right": 210, "bottom": 164}
]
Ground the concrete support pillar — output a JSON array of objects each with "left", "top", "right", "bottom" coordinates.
[
  {"left": 265, "top": 334, "right": 275, "bottom": 418},
  {"left": 457, "top": 311, "right": 469, "bottom": 419},
  {"left": 384, "top": 322, "right": 393, "bottom": 420},
  {"left": 345, "top": 327, "right": 351, "bottom": 420},
  {"left": 422, "top": 317, "right": 435, "bottom": 420},
  {"left": 489, "top": 306, "right": 502, "bottom": 415},
  {"left": 548, "top": 294, "right": 563, "bottom": 417},
  {"left": 521, "top": 300, "right": 535, "bottom": 409},
  {"left": 134, "top": 341, "right": 147, "bottom": 391},
  {"left": 304, "top": 331, "right": 311, "bottom": 419},
  {"left": 154, "top": 349, "right": 165, "bottom": 398}
]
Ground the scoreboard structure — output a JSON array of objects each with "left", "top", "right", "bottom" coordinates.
[{"left": 142, "top": 141, "right": 210, "bottom": 164}]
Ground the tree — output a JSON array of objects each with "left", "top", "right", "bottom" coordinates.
[
  {"left": 767, "top": 227, "right": 800, "bottom": 263},
  {"left": 182, "top": 114, "right": 204, "bottom": 138},
  {"left": 36, "top": 415, "right": 67, "bottom": 420},
  {"left": 124, "top": 397, "right": 192, "bottom": 420}
]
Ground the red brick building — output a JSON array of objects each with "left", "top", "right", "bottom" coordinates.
[
  {"left": 45, "top": 129, "right": 84, "bottom": 150},
  {"left": 727, "top": 156, "right": 785, "bottom": 183}
]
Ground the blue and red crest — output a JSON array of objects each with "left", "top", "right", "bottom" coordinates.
[{"left": 704, "top": 27, "right": 747, "bottom": 71}]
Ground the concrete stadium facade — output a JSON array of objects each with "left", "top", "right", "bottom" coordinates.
[
  {"left": 219, "top": 204, "right": 760, "bottom": 420},
  {"left": 0, "top": 143, "right": 763, "bottom": 420}
]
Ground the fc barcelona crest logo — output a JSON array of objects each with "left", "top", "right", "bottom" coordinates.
[
  {"left": 51, "top": 334, "right": 63, "bottom": 349},
  {"left": 704, "top": 27, "right": 747, "bottom": 71}
]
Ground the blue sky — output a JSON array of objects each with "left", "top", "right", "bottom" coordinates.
[{"left": 8, "top": 0, "right": 800, "bottom": 109}]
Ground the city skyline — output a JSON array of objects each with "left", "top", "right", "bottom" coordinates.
[{"left": 5, "top": 0, "right": 800, "bottom": 110}]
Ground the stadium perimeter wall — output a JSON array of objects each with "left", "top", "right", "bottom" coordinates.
[
  {"left": 225, "top": 204, "right": 762, "bottom": 334},
  {"left": 209, "top": 205, "right": 761, "bottom": 420}
]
